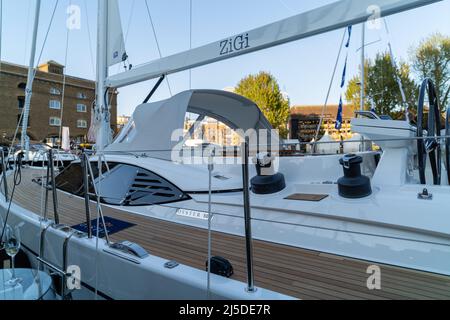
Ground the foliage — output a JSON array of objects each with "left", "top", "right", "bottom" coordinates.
[
  {"left": 411, "top": 33, "right": 450, "bottom": 110},
  {"left": 345, "top": 52, "right": 418, "bottom": 119},
  {"left": 235, "top": 71, "right": 290, "bottom": 138}
]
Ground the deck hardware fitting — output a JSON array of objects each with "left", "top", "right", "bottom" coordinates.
[
  {"left": 164, "top": 261, "right": 179, "bottom": 269},
  {"left": 418, "top": 188, "right": 433, "bottom": 200}
]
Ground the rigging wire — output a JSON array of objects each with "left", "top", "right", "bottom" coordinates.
[
  {"left": 85, "top": 156, "right": 111, "bottom": 300},
  {"left": 34, "top": 0, "right": 59, "bottom": 73},
  {"left": 0, "top": 156, "right": 22, "bottom": 245},
  {"left": 23, "top": 2, "right": 32, "bottom": 65},
  {"left": 124, "top": 0, "right": 136, "bottom": 44},
  {"left": 6, "top": 0, "right": 59, "bottom": 162},
  {"left": 189, "top": 0, "right": 192, "bottom": 90},
  {"left": 58, "top": 0, "right": 72, "bottom": 150},
  {"left": 277, "top": 0, "right": 295, "bottom": 13},
  {"left": 313, "top": 28, "right": 347, "bottom": 144},
  {"left": 144, "top": 0, "right": 173, "bottom": 96},
  {"left": 116, "top": 0, "right": 135, "bottom": 74},
  {"left": 383, "top": 17, "right": 409, "bottom": 121},
  {"left": 83, "top": 0, "right": 96, "bottom": 77}
]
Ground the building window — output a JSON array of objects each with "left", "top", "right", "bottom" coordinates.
[
  {"left": 49, "top": 117, "right": 61, "bottom": 127},
  {"left": 77, "top": 104, "right": 87, "bottom": 113},
  {"left": 77, "top": 92, "right": 87, "bottom": 99},
  {"left": 18, "top": 97, "right": 25, "bottom": 109},
  {"left": 18, "top": 83, "right": 26, "bottom": 90},
  {"left": 50, "top": 87, "right": 61, "bottom": 95},
  {"left": 49, "top": 100, "right": 61, "bottom": 110},
  {"left": 50, "top": 67, "right": 63, "bottom": 75},
  {"left": 77, "top": 120, "right": 88, "bottom": 128}
]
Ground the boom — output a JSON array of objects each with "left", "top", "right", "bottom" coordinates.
[{"left": 106, "top": 0, "right": 441, "bottom": 88}]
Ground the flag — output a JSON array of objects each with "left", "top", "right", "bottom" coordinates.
[
  {"left": 341, "top": 56, "right": 348, "bottom": 88},
  {"left": 335, "top": 26, "right": 352, "bottom": 132},
  {"left": 345, "top": 26, "right": 352, "bottom": 48},
  {"left": 335, "top": 97, "right": 343, "bottom": 130}
]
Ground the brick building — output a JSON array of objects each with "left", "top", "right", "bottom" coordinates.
[
  {"left": 117, "top": 115, "right": 131, "bottom": 131},
  {"left": 0, "top": 60, "right": 118, "bottom": 145},
  {"left": 184, "top": 118, "right": 242, "bottom": 147},
  {"left": 289, "top": 104, "right": 355, "bottom": 143}
]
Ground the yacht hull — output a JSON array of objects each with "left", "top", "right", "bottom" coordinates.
[{"left": 1, "top": 167, "right": 449, "bottom": 300}]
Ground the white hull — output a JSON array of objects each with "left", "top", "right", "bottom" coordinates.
[{"left": 0, "top": 194, "right": 290, "bottom": 300}]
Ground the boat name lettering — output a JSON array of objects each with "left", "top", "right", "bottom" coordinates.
[
  {"left": 219, "top": 33, "right": 250, "bottom": 56},
  {"left": 176, "top": 209, "right": 209, "bottom": 220}
]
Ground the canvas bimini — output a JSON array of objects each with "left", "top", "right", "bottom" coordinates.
[{"left": 1, "top": 0, "right": 450, "bottom": 300}]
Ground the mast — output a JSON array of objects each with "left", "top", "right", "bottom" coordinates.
[
  {"left": 360, "top": 22, "right": 365, "bottom": 111},
  {"left": 95, "top": 0, "right": 110, "bottom": 151},
  {"left": 21, "top": 0, "right": 41, "bottom": 161}
]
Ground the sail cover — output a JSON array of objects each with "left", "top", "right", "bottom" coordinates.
[{"left": 107, "top": 0, "right": 127, "bottom": 67}]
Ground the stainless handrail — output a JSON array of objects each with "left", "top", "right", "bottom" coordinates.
[
  {"left": 62, "top": 230, "right": 77, "bottom": 299},
  {"left": 206, "top": 152, "right": 214, "bottom": 298},
  {"left": 241, "top": 138, "right": 255, "bottom": 293},
  {"left": 446, "top": 108, "right": 450, "bottom": 184},
  {"left": 81, "top": 153, "right": 93, "bottom": 238},
  {"left": 1, "top": 151, "right": 8, "bottom": 202},
  {"left": 86, "top": 158, "right": 111, "bottom": 245},
  {"left": 49, "top": 149, "right": 60, "bottom": 224}
]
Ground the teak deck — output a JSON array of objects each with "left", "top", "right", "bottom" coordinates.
[{"left": 5, "top": 169, "right": 450, "bottom": 300}]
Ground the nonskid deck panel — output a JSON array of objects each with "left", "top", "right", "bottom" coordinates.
[{"left": 4, "top": 168, "right": 450, "bottom": 300}]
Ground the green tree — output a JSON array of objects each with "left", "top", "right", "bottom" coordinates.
[
  {"left": 345, "top": 61, "right": 369, "bottom": 112},
  {"left": 411, "top": 33, "right": 450, "bottom": 110},
  {"left": 235, "top": 71, "right": 290, "bottom": 138},
  {"left": 345, "top": 52, "right": 418, "bottom": 119}
]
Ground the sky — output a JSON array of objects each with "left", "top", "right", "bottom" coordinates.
[{"left": 1, "top": 0, "right": 449, "bottom": 117}]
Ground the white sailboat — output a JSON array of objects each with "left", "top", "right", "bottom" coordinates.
[{"left": 1, "top": 0, "right": 450, "bottom": 300}]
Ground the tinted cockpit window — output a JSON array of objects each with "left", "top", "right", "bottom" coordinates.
[
  {"left": 55, "top": 163, "right": 84, "bottom": 195},
  {"left": 90, "top": 164, "right": 138, "bottom": 205},
  {"left": 55, "top": 162, "right": 189, "bottom": 206},
  {"left": 123, "top": 168, "right": 189, "bottom": 206}
]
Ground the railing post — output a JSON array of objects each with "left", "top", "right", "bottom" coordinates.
[
  {"left": 241, "top": 137, "right": 255, "bottom": 293},
  {"left": 1, "top": 151, "right": 8, "bottom": 202},
  {"left": 43, "top": 155, "right": 50, "bottom": 221},
  {"left": 81, "top": 153, "right": 92, "bottom": 238},
  {"left": 48, "top": 149, "right": 59, "bottom": 224}
]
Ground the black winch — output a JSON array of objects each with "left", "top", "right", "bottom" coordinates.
[
  {"left": 251, "top": 153, "right": 286, "bottom": 195},
  {"left": 338, "top": 154, "right": 372, "bottom": 199}
]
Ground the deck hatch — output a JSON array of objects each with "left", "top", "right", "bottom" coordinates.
[{"left": 285, "top": 193, "right": 329, "bottom": 202}]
